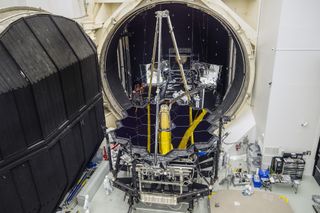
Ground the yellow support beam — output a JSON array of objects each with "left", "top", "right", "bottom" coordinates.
[
  {"left": 189, "top": 106, "right": 194, "bottom": 145},
  {"left": 178, "top": 109, "right": 207, "bottom": 149},
  {"left": 159, "top": 105, "right": 173, "bottom": 155}
]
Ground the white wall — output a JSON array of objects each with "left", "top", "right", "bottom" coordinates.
[
  {"left": 223, "top": 0, "right": 260, "bottom": 29},
  {"left": 0, "top": 0, "right": 85, "bottom": 18},
  {"left": 265, "top": 51, "right": 320, "bottom": 175},
  {"left": 0, "top": 0, "right": 26, "bottom": 8},
  {"left": 252, "top": 0, "right": 284, "bottom": 140},
  {"left": 256, "top": 0, "right": 320, "bottom": 175},
  {"left": 224, "top": 105, "right": 256, "bottom": 144}
]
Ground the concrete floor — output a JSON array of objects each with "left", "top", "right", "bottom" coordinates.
[
  {"left": 211, "top": 190, "right": 293, "bottom": 213},
  {"left": 268, "top": 176, "right": 320, "bottom": 213},
  {"left": 70, "top": 175, "right": 320, "bottom": 213}
]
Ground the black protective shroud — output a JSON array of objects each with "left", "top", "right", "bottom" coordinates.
[{"left": 0, "top": 14, "right": 105, "bottom": 213}]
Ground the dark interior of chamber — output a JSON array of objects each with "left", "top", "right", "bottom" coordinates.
[{"left": 105, "top": 3, "right": 245, "bottom": 114}]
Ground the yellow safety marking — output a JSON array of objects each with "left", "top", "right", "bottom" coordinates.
[{"left": 279, "top": 195, "right": 289, "bottom": 203}]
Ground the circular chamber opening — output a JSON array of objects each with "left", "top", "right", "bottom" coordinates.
[{"left": 101, "top": 2, "right": 249, "bottom": 118}]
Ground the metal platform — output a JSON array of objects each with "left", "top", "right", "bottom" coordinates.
[
  {"left": 133, "top": 202, "right": 189, "bottom": 213},
  {"left": 133, "top": 197, "right": 210, "bottom": 213}
]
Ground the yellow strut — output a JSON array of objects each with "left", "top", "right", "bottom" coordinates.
[
  {"left": 189, "top": 107, "right": 194, "bottom": 145},
  {"left": 178, "top": 109, "right": 207, "bottom": 149}
]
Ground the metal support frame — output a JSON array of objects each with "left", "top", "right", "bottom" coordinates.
[
  {"left": 109, "top": 10, "right": 234, "bottom": 212},
  {"left": 153, "top": 11, "right": 163, "bottom": 165},
  {"left": 147, "top": 14, "right": 160, "bottom": 153},
  {"left": 113, "top": 148, "right": 123, "bottom": 177},
  {"left": 165, "top": 11, "right": 191, "bottom": 101},
  {"left": 113, "top": 177, "right": 211, "bottom": 205},
  {"left": 147, "top": 10, "right": 192, "bottom": 165},
  {"left": 104, "top": 129, "right": 113, "bottom": 172},
  {"left": 212, "top": 116, "right": 224, "bottom": 184}
]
